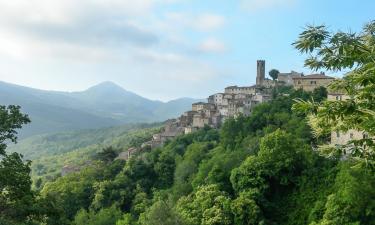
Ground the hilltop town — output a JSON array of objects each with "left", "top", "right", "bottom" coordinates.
[{"left": 115, "top": 60, "right": 336, "bottom": 160}]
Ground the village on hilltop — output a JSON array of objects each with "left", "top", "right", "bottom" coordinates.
[
  {"left": 115, "top": 60, "right": 336, "bottom": 161},
  {"left": 62, "top": 60, "right": 369, "bottom": 174}
]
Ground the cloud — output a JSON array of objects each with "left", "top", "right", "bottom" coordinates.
[
  {"left": 163, "top": 12, "right": 225, "bottom": 32},
  {"left": 240, "top": 0, "right": 296, "bottom": 12},
  {"left": 0, "top": 0, "right": 229, "bottom": 100},
  {"left": 194, "top": 14, "right": 226, "bottom": 31},
  {"left": 198, "top": 38, "right": 227, "bottom": 53}
]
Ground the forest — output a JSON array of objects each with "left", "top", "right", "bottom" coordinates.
[{"left": 1, "top": 22, "right": 374, "bottom": 225}]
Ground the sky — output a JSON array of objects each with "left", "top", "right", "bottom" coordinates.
[{"left": 0, "top": 0, "right": 374, "bottom": 101}]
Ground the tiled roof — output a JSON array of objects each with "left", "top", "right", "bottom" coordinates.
[{"left": 292, "top": 74, "right": 335, "bottom": 79}]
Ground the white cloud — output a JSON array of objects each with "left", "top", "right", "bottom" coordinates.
[
  {"left": 240, "top": 0, "right": 296, "bottom": 12},
  {"left": 0, "top": 0, "right": 228, "bottom": 100},
  {"left": 163, "top": 12, "right": 225, "bottom": 32},
  {"left": 194, "top": 14, "right": 226, "bottom": 31},
  {"left": 199, "top": 38, "right": 227, "bottom": 53}
]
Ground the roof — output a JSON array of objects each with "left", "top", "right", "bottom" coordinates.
[
  {"left": 292, "top": 74, "right": 335, "bottom": 80},
  {"left": 225, "top": 85, "right": 257, "bottom": 89},
  {"left": 192, "top": 102, "right": 207, "bottom": 105}
]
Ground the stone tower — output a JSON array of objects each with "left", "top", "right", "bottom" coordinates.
[{"left": 256, "top": 60, "right": 265, "bottom": 86}]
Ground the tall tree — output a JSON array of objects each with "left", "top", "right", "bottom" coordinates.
[
  {"left": 292, "top": 21, "right": 375, "bottom": 163},
  {"left": 0, "top": 105, "right": 36, "bottom": 224}
]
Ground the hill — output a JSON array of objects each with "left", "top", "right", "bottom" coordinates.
[
  {"left": 21, "top": 123, "right": 161, "bottom": 187},
  {"left": 0, "top": 81, "right": 201, "bottom": 138},
  {"left": 7, "top": 123, "right": 161, "bottom": 160},
  {"left": 35, "top": 87, "right": 374, "bottom": 225}
]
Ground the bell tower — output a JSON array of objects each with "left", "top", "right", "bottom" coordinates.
[{"left": 256, "top": 60, "right": 265, "bottom": 86}]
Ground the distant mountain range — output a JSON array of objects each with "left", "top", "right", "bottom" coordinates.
[{"left": 0, "top": 81, "right": 202, "bottom": 138}]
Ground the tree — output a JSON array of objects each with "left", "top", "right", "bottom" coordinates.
[
  {"left": 230, "top": 130, "right": 306, "bottom": 194},
  {"left": 95, "top": 146, "right": 118, "bottom": 163},
  {"left": 292, "top": 21, "right": 375, "bottom": 163},
  {"left": 0, "top": 105, "right": 38, "bottom": 224},
  {"left": 138, "top": 200, "right": 184, "bottom": 225},
  {"left": 176, "top": 184, "right": 232, "bottom": 225},
  {"left": 231, "top": 191, "right": 263, "bottom": 225},
  {"left": 74, "top": 205, "right": 122, "bottom": 225},
  {"left": 314, "top": 163, "right": 375, "bottom": 224},
  {"left": 269, "top": 69, "right": 280, "bottom": 81}
]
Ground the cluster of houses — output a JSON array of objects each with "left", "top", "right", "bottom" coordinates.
[
  {"left": 62, "top": 60, "right": 371, "bottom": 175},
  {"left": 116, "top": 60, "right": 338, "bottom": 161}
]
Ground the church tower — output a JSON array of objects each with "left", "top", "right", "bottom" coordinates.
[{"left": 256, "top": 60, "right": 265, "bottom": 86}]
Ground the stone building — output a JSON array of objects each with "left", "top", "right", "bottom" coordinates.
[
  {"left": 278, "top": 71, "right": 303, "bottom": 85},
  {"left": 293, "top": 73, "right": 335, "bottom": 91},
  {"left": 180, "top": 111, "right": 197, "bottom": 127},
  {"left": 192, "top": 102, "right": 215, "bottom": 111},
  {"left": 331, "top": 129, "right": 368, "bottom": 146},
  {"left": 208, "top": 93, "right": 224, "bottom": 105},
  {"left": 192, "top": 112, "right": 210, "bottom": 128},
  {"left": 224, "top": 86, "right": 257, "bottom": 95},
  {"left": 327, "top": 93, "right": 370, "bottom": 146}
]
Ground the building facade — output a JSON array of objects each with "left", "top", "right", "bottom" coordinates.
[
  {"left": 292, "top": 74, "right": 335, "bottom": 91},
  {"left": 278, "top": 71, "right": 303, "bottom": 86}
]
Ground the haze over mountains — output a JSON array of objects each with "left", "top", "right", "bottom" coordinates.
[{"left": 0, "top": 81, "right": 201, "bottom": 138}]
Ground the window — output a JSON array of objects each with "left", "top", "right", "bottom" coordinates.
[
  {"left": 297, "top": 81, "right": 301, "bottom": 84},
  {"left": 310, "top": 81, "right": 317, "bottom": 85},
  {"left": 336, "top": 131, "right": 340, "bottom": 138},
  {"left": 363, "top": 133, "right": 369, "bottom": 139}
]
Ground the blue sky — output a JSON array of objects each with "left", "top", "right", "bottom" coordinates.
[{"left": 0, "top": 0, "right": 373, "bottom": 101}]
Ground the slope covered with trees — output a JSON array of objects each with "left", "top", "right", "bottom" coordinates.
[{"left": 34, "top": 86, "right": 373, "bottom": 225}]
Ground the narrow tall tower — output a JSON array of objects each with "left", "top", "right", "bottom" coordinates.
[{"left": 256, "top": 60, "right": 265, "bottom": 86}]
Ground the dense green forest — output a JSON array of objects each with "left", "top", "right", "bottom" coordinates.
[
  {"left": 1, "top": 22, "right": 374, "bottom": 225},
  {"left": 8, "top": 123, "right": 161, "bottom": 188}
]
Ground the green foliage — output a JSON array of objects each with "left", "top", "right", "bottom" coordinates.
[
  {"left": 316, "top": 163, "right": 375, "bottom": 225},
  {"left": 138, "top": 200, "right": 183, "bottom": 225},
  {"left": 27, "top": 125, "right": 158, "bottom": 189},
  {"left": 95, "top": 146, "right": 119, "bottom": 163},
  {"left": 0, "top": 105, "right": 40, "bottom": 225},
  {"left": 74, "top": 205, "right": 122, "bottom": 225},
  {"left": 231, "top": 191, "right": 263, "bottom": 225},
  {"left": 6, "top": 79, "right": 373, "bottom": 225},
  {"left": 269, "top": 69, "right": 280, "bottom": 80},
  {"left": 41, "top": 166, "right": 101, "bottom": 221},
  {"left": 176, "top": 184, "right": 232, "bottom": 225},
  {"left": 293, "top": 20, "right": 375, "bottom": 162}
]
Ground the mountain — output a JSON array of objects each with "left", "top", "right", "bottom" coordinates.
[{"left": 0, "top": 81, "right": 202, "bottom": 138}]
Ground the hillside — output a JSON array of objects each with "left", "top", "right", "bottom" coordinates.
[
  {"left": 34, "top": 87, "right": 374, "bottom": 225},
  {"left": 7, "top": 123, "right": 161, "bottom": 160},
  {"left": 24, "top": 124, "right": 161, "bottom": 188},
  {"left": 0, "top": 81, "right": 202, "bottom": 138}
]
